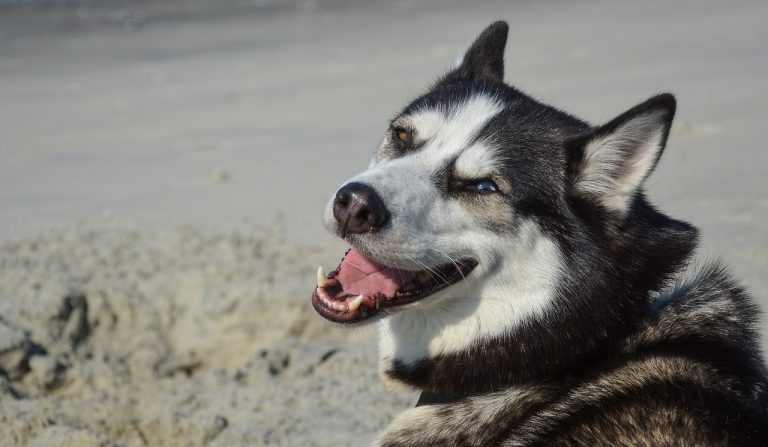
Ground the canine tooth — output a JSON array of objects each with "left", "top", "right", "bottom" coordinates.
[
  {"left": 317, "top": 266, "right": 328, "bottom": 288},
  {"left": 348, "top": 295, "right": 364, "bottom": 311}
]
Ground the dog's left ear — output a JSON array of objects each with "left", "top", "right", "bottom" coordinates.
[
  {"left": 451, "top": 21, "right": 509, "bottom": 82},
  {"left": 566, "top": 94, "right": 676, "bottom": 217}
]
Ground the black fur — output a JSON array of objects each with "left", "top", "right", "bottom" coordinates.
[{"left": 451, "top": 20, "right": 509, "bottom": 83}]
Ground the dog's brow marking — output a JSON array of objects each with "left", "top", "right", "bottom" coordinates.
[
  {"left": 454, "top": 141, "right": 502, "bottom": 179},
  {"left": 408, "top": 94, "right": 504, "bottom": 162}
]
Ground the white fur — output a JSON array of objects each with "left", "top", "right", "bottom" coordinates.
[
  {"left": 403, "top": 93, "right": 504, "bottom": 162},
  {"left": 575, "top": 110, "right": 667, "bottom": 215},
  {"left": 454, "top": 141, "right": 503, "bottom": 180}
]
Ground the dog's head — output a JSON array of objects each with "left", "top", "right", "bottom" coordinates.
[{"left": 312, "top": 22, "right": 695, "bottom": 390}]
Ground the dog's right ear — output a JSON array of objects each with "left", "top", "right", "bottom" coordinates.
[{"left": 448, "top": 21, "right": 509, "bottom": 83}]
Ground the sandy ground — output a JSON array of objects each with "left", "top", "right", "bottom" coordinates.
[
  {"left": 0, "top": 0, "right": 767, "bottom": 445},
  {"left": 0, "top": 222, "right": 410, "bottom": 446}
]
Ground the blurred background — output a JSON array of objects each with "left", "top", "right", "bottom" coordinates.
[{"left": 0, "top": 0, "right": 766, "bottom": 445}]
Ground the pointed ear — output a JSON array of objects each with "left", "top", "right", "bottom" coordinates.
[
  {"left": 566, "top": 94, "right": 676, "bottom": 217},
  {"left": 451, "top": 21, "right": 509, "bottom": 82}
]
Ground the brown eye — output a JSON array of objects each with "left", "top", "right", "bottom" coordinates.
[{"left": 392, "top": 127, "right": 410, "bottom": 146}]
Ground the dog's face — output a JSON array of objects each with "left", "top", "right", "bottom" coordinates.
[{"left": 311, "top": 22, "right": 676, "bottom": 375}]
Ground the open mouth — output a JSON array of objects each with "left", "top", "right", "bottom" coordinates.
[{"left": 311, "top": 249, "right": 477, "bottom": 323}]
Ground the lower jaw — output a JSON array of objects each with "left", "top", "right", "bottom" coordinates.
[
  {"left": 311, "top": 259, "right": 478, "bottom": 324},
  {"left": 311, "top": 287, "right": 424, "bottom": 324},
  {"left": 311, "top": 289, "right": 375, "bottom": 323}
]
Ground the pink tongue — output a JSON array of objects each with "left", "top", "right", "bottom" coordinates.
[{"left": 336, "top": 249, "right": 415, "bottom": 297}]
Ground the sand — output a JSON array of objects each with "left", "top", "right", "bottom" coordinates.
[
  {"left": 0, "top": 0, "right": 767, "bottom": 445},
  {"left": 0, "top": 221, "right": 412, "bottom": 446}
]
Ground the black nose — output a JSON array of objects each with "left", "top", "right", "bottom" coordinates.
[{"left": 333, "top": 182, "right": 390, "bottom": 236}]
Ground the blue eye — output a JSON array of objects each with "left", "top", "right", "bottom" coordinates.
[{"left": 471, "top": 180, "right": 498, "bottom": 192}]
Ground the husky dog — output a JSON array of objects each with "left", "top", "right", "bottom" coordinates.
[{"left": 311, "top": 21, "right": 768, "bottom": 446}]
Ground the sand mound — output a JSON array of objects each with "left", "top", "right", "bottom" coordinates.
[{"left": 0, "top": 223, "right": 413, "bottom": 446}]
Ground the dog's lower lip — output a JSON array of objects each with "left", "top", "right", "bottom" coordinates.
[{"left": 311, "top": 257, "right": 478, "bottom": 324}]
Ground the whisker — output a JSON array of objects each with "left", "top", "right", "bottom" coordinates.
[
  {"left": 408, "top": 256, "right": 442, "bottom": 284},
  {"left": 407, "top": 255, "right": 451, "bottom": 287},
  {"left": 431, "top": 248, "right": 471, "bottom": 292}
]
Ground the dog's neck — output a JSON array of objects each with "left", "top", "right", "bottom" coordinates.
[{"left": 377, "top": 200, "right": 699, "bottom": 395}]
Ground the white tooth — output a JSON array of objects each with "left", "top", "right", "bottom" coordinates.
[
  {"left": 348, "top": 295, "right": 364, "bottom": 311},
  {"left": 317, "top": 266, "right": 327, "bottom": 288}
]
